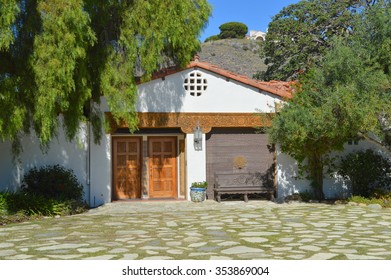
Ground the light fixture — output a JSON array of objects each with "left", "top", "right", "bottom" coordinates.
[{"left": 193, "top": 121, "right": 202, "bottom": 151}]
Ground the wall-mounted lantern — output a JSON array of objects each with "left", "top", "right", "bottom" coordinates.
[{"left": 193, "top": 122, "right": 202, "bottom": 151}]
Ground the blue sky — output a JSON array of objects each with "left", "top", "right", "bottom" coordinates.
[{"left": 200, "top": 0, "right": 300, "bottom": 42}]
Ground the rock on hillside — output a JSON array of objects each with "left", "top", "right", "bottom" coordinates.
[{"left": 198, "top": 39, "right": 267, "bottom": 79}]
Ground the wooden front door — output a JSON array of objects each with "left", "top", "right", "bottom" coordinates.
[
  {"left": 113, "top": 137, "right": 142, "bottom": 199},
  {"left": 148, "top": 137, "right": 177, "bottom": 198}
]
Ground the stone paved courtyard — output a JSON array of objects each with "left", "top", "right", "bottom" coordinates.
[{"left": 1, "top": 200, "right": 391, "bottom": 260}]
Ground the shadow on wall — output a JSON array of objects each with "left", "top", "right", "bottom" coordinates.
[
  {"left": 0, "top": 141, "right": 18, "bottom": 192},
  {"left": 258, "top": 164, "right": 275, "bottom": 189},
  {"left": 103, "top": 134, "right": 112, "bottom": 206},
  {"left": 277, "top": 159, "right": 350, "bottom": 200},
  {"left": 276, "top": 139, "right": 391, "bottom": 201},
  {"left": 276, "top": 159, "right": 310, "bottom": 199},
  {"left": 137, "top": 72, "right": 187, "bottom": 114},
  {"left": 0, "top": 124, "right": 88, "bottom": 195},
  {"left": 323, "top": 173, "right": 351, "bottom": 199}
]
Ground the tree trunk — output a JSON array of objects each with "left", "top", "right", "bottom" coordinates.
[{"left": 309, "top": 154, "right": 325, "bottom": 201}]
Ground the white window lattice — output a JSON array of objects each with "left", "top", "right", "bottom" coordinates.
[{"left": 184, "top": 71, "right": 208, "bottom": 96}]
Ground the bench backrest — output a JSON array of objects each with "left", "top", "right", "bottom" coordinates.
[{"left": 214, "top": 172, "right": 273, "bottom": 189}]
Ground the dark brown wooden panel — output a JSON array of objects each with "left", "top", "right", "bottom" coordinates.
[{"left": 206, "top": 128, "right": 274, "bottom": 199}]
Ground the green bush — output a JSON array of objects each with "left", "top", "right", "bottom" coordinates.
[
  {"left": 1, "top": 191, "right": 88, "bottom": 224},
  {"left": 22, "top": 165, "right": 84, "bottom": 201},
  {"left": 6, "top": 192, "right": 66, "bottom": 216},
  {"left": 337, "top": 149, "right": 391, "bottom": 197},
  {"left": 219, "top": 22, "right": 248, "bottom": 39},
  {"left": 0, "top": 192, "right": 8, "bottom": 212},
  {"left": 299, "top": 190, "right": 314, "bottom": 202},
  {"left": 1, "top": 165, "right": 88, "bottom": 224},
  {"left": 191, "top": 181, "right": 208, "bottom": 189},
  {"left": 204, "top": 35, "right": 220, "bottom": 42},
  {"left": 349, "top": 195, "right": 391, "bottom": 208}
]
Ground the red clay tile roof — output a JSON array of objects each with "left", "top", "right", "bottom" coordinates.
[{"left": 147, "top": 61, "right": 293, "bottom": 99}]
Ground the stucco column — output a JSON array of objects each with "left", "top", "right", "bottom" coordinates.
[{"left": 185, "top": 133, "right": 206, "bottom": 200}]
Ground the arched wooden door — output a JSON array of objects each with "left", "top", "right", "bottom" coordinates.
[
  {"left": 112, "top": 137, "right": 142, "bottom": 199},
  {"left": 148, "top": 137, "right": 177, "bottom": 198}
]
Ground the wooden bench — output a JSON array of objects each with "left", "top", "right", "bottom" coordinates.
[{"left": 214, "top": 172, "right": 274, "bottom": 202}]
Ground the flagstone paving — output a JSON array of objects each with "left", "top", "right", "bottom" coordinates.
[{"left": 1, "top": 200, "right": 391, "bottom": 260}]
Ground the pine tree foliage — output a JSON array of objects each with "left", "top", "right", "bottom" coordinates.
[
  {"left": 257, "top": 0, "right": 379, "bottom": 81},
  {"left": 0, "top": 0, "right": 211, "bottom": 153},
  {"left": 218, "top": 22, "right": 248, "bottom": 39},
  {"left": 352, "top": 0, "right": 391, "bottom": 145}
]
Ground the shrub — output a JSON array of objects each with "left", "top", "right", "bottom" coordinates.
[
  {"left": 349, "top": 195, "right": 391, "bottom": 208},
  {"left": 1, "top": 165, "right": 88, "bottom": 224},
  {"left": 0, "top": 192, "right": 8, "bottom": 213},
  {"left": 6, "top": 192, "right": 66, "bottom": 216},
  {"left": 1, "top": 191, "right": 88, "bottom": 223},
  {"left": 204, "top": 35, "right": 220, "bottom": 42},
  {"left": 219, "top": 22, "right": 248, "bottom": 39},
  {"left": 299, "top": 190, "right": 314, "bottom": 202},
  {"left": 22, "top": 165, "right": 84, "bottom": 201},
  {"left": 337, "top": 149, "right": 391, "bottom": 197},
  {"left": 191, "top": 181, "right": 208, "bottom": 189}
]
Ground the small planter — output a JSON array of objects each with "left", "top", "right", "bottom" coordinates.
[
  {"left": 190, "top": 181, "right": 208, "bottom": 202},
  {"left": 190, "top": 187, "right": 207, "bottom": 202}
]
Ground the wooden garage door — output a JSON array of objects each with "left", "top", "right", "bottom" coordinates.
[
  {"left": 206, "top": 128, "right": 274, "bottom": 199},
  {"left": 148, "top": 137, "right": 178, "bottom": 198},
  {"left": 113, "top": 137, "right": 142, "bottom": 200}
]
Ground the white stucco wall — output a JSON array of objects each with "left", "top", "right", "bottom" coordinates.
[
  {"left": 98, "top": 69, "right": 281, "bottom": 114},
  {"left": 0, "top": 121, "right": 89, "bottom": 200},
  {"left": 276, "top": 140, "right": 391, "bottom": 200},
  {"left": 136, "top": 69, "right": 281, "bottom": 113},
  {"left": 185, "top": 133, "right": 207, "bottom": 200},
  {"left": 89, "top": 131, "right": 111, "bottom": 207},
  {"left": 0, "top": 120, "right": 112, "bottom": 207},
  {"left": 99, "top": 69, "right": 281, "bottom": 115}
]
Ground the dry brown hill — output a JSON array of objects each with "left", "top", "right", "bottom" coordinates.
[{"left": 198, "top": 38, "right": 267, "bottom": 79}]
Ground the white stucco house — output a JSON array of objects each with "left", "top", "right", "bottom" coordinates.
[
  {"left": 0, "top": 61, "right": 388, "bottom": 206},
  {"left": 248, "top": 30, "right": 266, "bottom": 41}
]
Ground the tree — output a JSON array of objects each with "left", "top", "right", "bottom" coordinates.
[
  {"left": 218, "top": 22, "right": 248, "bottom": 39},
  {"left": 256, "top": 0, "right": 377, "bottom": 81},
  {"left": 269, "top": 35, "right": 389, "bottom": 200},
  {"left": 354, "top": 0, "right": 391, "bottom": 147},
  {"left": 0, "top": 0, "right": 211, "bottom": 154},
  {"left": 269, "top": 0, "right": 391, "bottom": 200},
  {"left": 203, "top": 21, "right": 248, "bottom": 42}
]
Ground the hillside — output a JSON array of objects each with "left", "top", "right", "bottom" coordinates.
[{"left": 198, "top": 38, "right": 267, "bottom": 79}]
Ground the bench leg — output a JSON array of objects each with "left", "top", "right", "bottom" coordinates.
[
  {"left": 216, "top": 194, "right": 221, "bottom": 203},
  {"left": 244, "top": 194, "right": 248, "bottom": 203}
]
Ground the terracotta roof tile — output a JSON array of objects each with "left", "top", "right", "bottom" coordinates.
[{"left": 143, "top": 61, "right": 293, "bottom": 99}]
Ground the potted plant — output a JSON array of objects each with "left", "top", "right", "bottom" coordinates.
[{"left": 190, "top": 181, "right": 208, "bottom": 202}]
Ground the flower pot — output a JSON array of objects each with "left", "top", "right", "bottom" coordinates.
[{"left": 190, "top": 187, "right": 206, "bottom": 202}]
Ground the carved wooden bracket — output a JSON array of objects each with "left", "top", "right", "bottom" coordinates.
[{"left": 105, "top": 112, "right": 273, "bottom": 134}]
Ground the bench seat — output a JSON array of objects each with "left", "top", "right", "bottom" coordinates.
[{"left": 214, "top": 172, "right": 274, "bottom": 202}]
